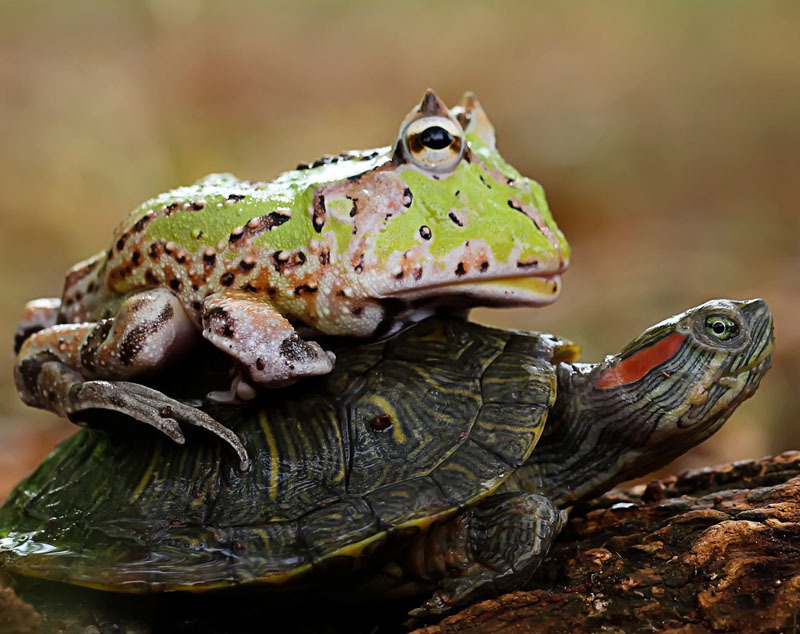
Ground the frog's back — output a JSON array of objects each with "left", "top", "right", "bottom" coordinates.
[
  {"left": 58, "top": 174, "right": 302, "bottom": 322},
  {"left": 57, "top": 146, "right": 392, "bottom": 327}
]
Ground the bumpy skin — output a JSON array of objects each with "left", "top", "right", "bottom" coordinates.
[
  {"left": 13, "top": 90, "right": 569, "bottom": 455},
  {"left": 0, "top": 300, "right": 772, "bottom": 621}
]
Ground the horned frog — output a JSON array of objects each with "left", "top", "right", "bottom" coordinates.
[{"left": 14, "top": 90, "right": 569, "bottom": 467}]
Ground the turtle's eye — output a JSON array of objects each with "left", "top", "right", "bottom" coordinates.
[
  {"left": 403, "top": 116, "right": 464, "bottom": 173},
  {"left": 704, "top": 315, "right": 739, "bottom": 341}
]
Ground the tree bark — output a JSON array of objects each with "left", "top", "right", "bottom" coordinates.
[{"left": 414, "top": 451, "right": 800, "bottom": 634}]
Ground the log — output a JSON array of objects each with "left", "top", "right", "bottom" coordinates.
[
  {"left": 3, "top": 452, "right": 800, "bottom": 633},
  {"left": 414, "top": 451, "right": 800, "bottom": 634}
]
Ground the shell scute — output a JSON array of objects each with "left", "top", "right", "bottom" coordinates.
[
  {"left": 229, "top": 523, "right": 309, "bottom": 585},
  {"left": 481, "top": 355, "right": 557, "bottom": 406},
  {"left": 345, "top": 359, "right": 483, "bottom": 495},
  {"left": 504, "top": 331, "right": 579, "bottom": 363},
  {"left": 364, "top": 476, "right": 452, "bottom": 528},
  {"left": 319, "top": 344, "right": 385, "bottom": 397},
  {"left": 299, "top": 499, "right": 379, "bottom": 562},
  {"left": 470, "top": 403, "right": 550, "bottom": 467},
  {"left": 430, "top": 438, "right": 513, "bottom": 503},
  {"left": 383, "top": 317, "right": 509, "bottom": 376},
  {"left": 131, "top": 524, "right": 238, "bottom": 590},
  {"left": 0, "top": 317, "right": 559, "bottom": 591},
  {"left": 214, "top": 399, "right": 346, "bottom": 523}
]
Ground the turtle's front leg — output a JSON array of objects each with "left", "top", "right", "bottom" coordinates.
[
  {"left": 201, "top": 289, "right": 335, "bottom": 400},
  {"left": 409, "top": 492, "right": 565, "bottom": 618},
  {"left": 14, "top": 288, "right": 249, "bottom": 469}
]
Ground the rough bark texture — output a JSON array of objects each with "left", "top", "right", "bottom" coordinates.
[
  {"left": 3, "top": 452, "right": 800, "bottom": 634},
  {"left": 415, "top": 451, "right": 800, "bottom": 634},
  {"left": 0, "top": 582, "right": 40, "bottom": 634}
]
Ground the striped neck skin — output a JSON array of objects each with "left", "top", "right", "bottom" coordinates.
[{"left": 508, "top": 298, "right": 773, "bottom": 507}]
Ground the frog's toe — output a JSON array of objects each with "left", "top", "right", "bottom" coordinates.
[
  {"left": 245, "top": 337, "right": 335, "bottom": 387},
  {"left": 207, "top": 374, "right": 258, "bottom": 404},
  {"left": 69, "top": 380, "right": 187, "bottom": 443},
  {"left": 14, "top": 297, "right": 61, "bottom": 354},
  {"left": 275, "top": 336, "right": 335, "bottom": 379}
]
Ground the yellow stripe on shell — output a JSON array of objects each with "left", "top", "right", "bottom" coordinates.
[
  {"left": 258, "top": 410, "right": 281, "bottom": 501},
  {"left": 128, "top": 441, "right": 161, "bottom": 505}
]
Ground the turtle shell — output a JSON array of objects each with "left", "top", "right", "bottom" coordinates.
[{"left": 0, "top": 317, "right": 577, "bottom": 592}]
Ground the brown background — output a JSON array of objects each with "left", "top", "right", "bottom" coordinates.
[{"left": 1, "top": 1, "right": 798, "bottom": 500}]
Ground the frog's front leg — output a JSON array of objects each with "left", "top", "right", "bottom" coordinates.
[
  {"left": 14, "top": 288, "right": 249, "bottom": 469},
  {"left": 201, "top": 289, "right": 335, "bottom": 399}
]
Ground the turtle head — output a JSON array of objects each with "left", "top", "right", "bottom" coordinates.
[
  {"left": 522, "top": 299, "right": 773, "bottom": 506},
  {"left": 596, "top": 297, "right": 773, "bottom": 432}
]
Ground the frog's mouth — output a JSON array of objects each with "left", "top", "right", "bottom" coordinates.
[{"left": 383, "top": 273, "right": 562, "bottom": 306}]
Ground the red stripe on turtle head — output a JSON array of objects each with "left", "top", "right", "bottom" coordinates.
[{"left": 596, "top": 332, "right": 687, "bottom": 389}]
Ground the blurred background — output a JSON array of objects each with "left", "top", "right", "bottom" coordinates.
[{"left": 0, "top": 0, "right": 797, "bottom": 500}]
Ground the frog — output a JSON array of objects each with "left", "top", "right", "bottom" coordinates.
[{"left": 14, "top": 89, "right": 570, "bottom": 468}]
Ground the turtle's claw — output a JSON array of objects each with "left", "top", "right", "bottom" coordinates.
[
  {"left": 67, "top": 380, "right": 250, "bottom": 470},
  {"left": 414, "top": 579, "right": 477, "bottom": 618}
]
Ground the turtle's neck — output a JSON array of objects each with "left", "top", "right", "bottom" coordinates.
[
  {"left": 504, "top": 358, "right": 745, "bottom": 507},
  {"left": 502, "top": 363, "right": 690, "bottom": 507}
]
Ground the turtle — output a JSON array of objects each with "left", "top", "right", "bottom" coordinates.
[{"left": 0, "top": 299, "right": 773, "bottom": 630}]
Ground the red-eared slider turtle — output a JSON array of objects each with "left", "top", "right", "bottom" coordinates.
[{"left": 0, "top": 299, "right": 773, "bottom": 628}]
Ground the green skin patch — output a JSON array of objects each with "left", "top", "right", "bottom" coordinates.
[{"left": 374, "top": 161, "right": 564, "bottom": 265}]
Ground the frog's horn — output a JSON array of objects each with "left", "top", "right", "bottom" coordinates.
[
  {"left": 416, "top": 89, "right": 450, "bottom": 117},
  {"left": 452, "top": 92, "right": 496, "bottom": 147}
]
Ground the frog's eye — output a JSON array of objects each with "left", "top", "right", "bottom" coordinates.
[
  {"left": 402, "top": 116, "right": 464, "bottom": 173},
  {"left": 704, "top": 315, "right": 740, "bottom": 341}
]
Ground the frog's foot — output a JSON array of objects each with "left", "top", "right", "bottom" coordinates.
[
  {"left": 13, "top": 289, "right": 250, "bottom": 467},
  {"left": 14, "top": 297, "right": 61, "bottom": 354},
  {"left": 409, "top": 492, "right": 564, "bottom": 619},
  {"left": 17, "top": 355, "right": 249, "bottom": 469},
  {"left": 66, "top": 379, "right": 250, "bottom": 470},
  {"left": 202, "top": 290, "right": 335, "bottom": 387}
]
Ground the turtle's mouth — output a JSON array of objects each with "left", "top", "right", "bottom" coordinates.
[
  {"left": 382, "top": 273, "right": 562, "bottom": 305},
  {"left": 724, "top": 343, "right": 774, "bottom": 378},
  {"left": 711, "top": 353, "right": 772, "bottom": 408}
]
